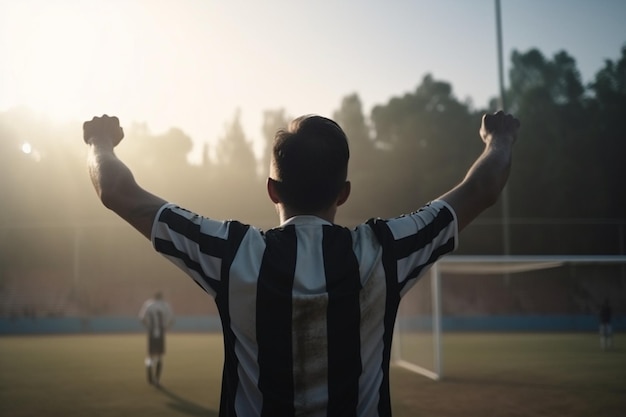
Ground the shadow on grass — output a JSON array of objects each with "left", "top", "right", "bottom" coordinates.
[{"left": 157, "top": 385, "right": 218, "bottom": 417}]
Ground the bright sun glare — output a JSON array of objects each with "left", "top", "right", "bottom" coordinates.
[
  {"left": 2, "top": 0, "right": 245, "bottom": 149},
  {"left": 21, "top": 143, "right": 32, "bottom": 154},
  {"left": 3, "top": 2, "right": 130, "bottom": 123}
]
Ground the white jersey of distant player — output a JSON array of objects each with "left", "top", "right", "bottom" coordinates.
[{"left": 139, "top": 299, "right": 173, "bottom": 338}]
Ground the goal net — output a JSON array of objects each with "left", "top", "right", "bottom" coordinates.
[{"left": 392, "top": 255, "right": 626, "bottom": 380}]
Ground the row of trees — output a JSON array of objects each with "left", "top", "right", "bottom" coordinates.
[{"left": 1, "top": 46, "right": 625, "bottom": 257}]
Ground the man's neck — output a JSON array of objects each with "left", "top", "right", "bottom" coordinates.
[{"left": 278, "top": 205, "right": 337, "bottom": 225}]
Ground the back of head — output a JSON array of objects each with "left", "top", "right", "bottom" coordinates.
[{"left": 271, "top": 115, "right": 350, "bottom": 213}]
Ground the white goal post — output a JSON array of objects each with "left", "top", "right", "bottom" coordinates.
[{"left": 392, "top": 255, "right": 626, "bottom": 381}]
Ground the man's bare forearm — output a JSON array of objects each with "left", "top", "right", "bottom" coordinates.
[
  {"left": 439, "top": 141, "right": 512, "bottom": 230},
  {"left": 87, "top": 143, "right": 167, "bottom": 239},
  {"left": 88, "top": 143, "right": 136, "bottom": 209},
  {"left": 439, "top": 111, "right": 519, "bottom": 231},
  {"left": 463, "top": 137, "right": 513, "bottom": 206},
  {"left": 83, "top": 115, "right": 167, "bottom": 240}
]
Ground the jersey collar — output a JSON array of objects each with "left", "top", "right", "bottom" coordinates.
[{"left": 280, "top": 215, "right": 333, "bottom": 227}]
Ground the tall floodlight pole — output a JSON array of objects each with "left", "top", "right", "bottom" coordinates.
[{"left": 495, "top": 0, "right": 511, "bottom": 259}]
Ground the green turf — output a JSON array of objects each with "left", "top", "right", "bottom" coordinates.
[
  {"left": 0, "top": 334, "right": 223, "bottom": 417},
  {"left": 0, "top": 332, "right": 624, "bottom": 416},
  {"left": 391, "top": 333, "right": 626, "bottom": 417}
]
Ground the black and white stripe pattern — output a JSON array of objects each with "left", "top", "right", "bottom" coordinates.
[{"left": 152, "top": 201, "right": 457, "bottom": 417}]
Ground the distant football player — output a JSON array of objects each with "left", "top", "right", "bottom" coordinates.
[
  {"left": 599, "top": 297, "right": 613, "bottom": 351},
  {"left": 138, "top": 291, "right": 174, "bottom": 386}
]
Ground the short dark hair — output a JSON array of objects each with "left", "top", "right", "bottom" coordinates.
[{"left": 271, "top": 115, "right": 350, "bottom": 213}]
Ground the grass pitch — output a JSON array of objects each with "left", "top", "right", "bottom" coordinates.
[{"left": 0, "top": 332, "right": 624, "bottom": 417}]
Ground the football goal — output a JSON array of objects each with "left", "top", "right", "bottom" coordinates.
[{"left": 392, "top": 255, "right": 626, "bottom": 380}]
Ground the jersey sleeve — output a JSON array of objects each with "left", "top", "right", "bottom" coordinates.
[
  {"left": 367, "top": 200, "right": 458, "bottom": 296},
  {"left": 150, "top": 203, "right": 239, "bottom": 298}
]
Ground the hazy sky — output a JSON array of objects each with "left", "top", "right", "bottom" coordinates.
[{"left": 1, "top": 0, "right": 625, "bottom": 161}]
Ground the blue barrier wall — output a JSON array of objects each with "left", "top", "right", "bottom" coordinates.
[
  {"left": 397, "top": 315, "right": 624, "bottom": 332},
  {"left": 1, "top": 315, "right": 623, "bottom": 335},
  {"left": 0, "top": 316, "right": 222, "bottom": 335}
]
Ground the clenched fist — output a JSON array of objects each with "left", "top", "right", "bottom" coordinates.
[
  {"left": 480, "top": 111, "right": 520, "bottom": 144},
  {"left": 83, "top": 115, "right": 124, "bottom": 147}
]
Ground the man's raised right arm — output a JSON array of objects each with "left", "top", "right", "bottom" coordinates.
[
  {"left": 84, "top": 115, "right": 167, "bottom": 240},
  {"left": 439, "top": 111, "right": 520, "bottom": 232}
]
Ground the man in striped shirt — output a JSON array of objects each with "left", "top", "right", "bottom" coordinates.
[
  {"left": 138, "top": 291, "right": 174, "bottom": 386},
  {"left": 84, "top": 111, "right": 519, "bottom": 416}
]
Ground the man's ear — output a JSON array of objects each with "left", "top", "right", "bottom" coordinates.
[
  {"left": 336, "top": 181, "right": 351, "bottom": 207},
  {"left": 267, "top": 178, "right": 281, "bottom": 204}
]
